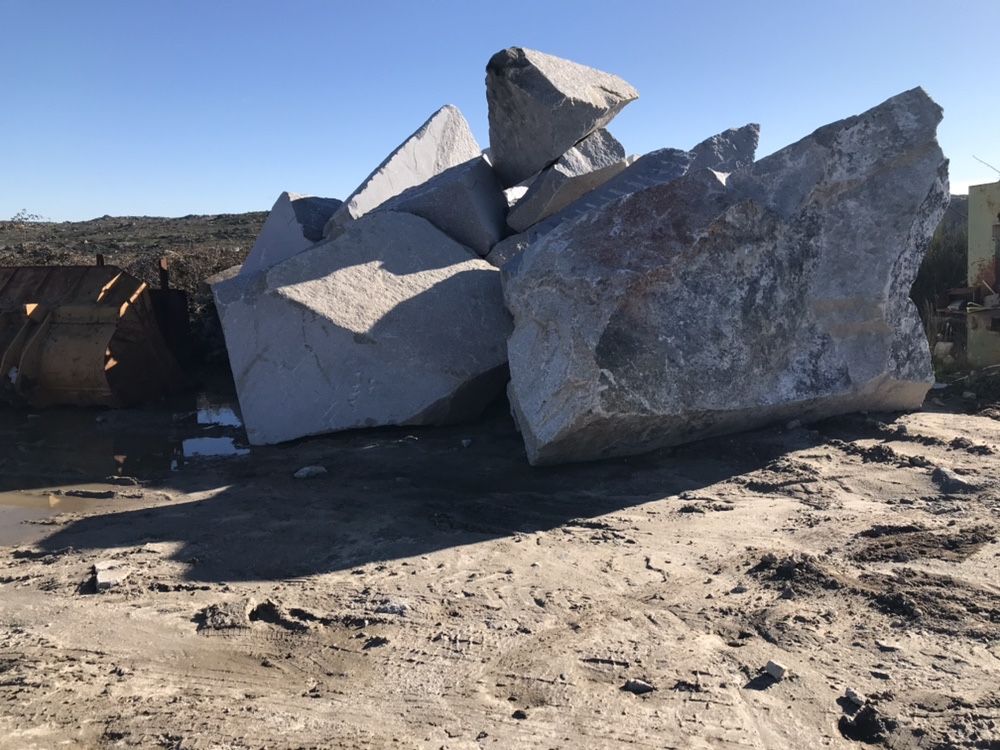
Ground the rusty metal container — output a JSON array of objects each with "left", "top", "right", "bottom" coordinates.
[{"left": 0, "top": 265, "right": 185, "bottom": 407}]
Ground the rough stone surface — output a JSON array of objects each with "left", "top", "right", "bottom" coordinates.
[
  {"left": 765, "top": 661, "right": 788, "bottom": 681},
  {"left": 376, "top": 155, "right": 507, "bottom": 256},
  {"left": 506, "top": 129, "right": 627, "bottom": 232},
  {"left": 241, "top": 192, "right": 342, "bottom": 276},
  {"left": 203, "top": 264, "right": 242, "bottom": 289},
  {"left": 197, "top": 600, "right": 252, "bottom": 630},
  {"left": 931, "top": 466, "right": 977, "bottom": 494},
  {"left": 689, "top": 125, "right": 762, "bottom": 173},
  {"left": 293, "top": 465, "right": 327, "bottom": 480},
  {"left": 94, "top": 560, "right": 131, "bottom": 591},
  {"left": 503, "top": 89, "right": 948, "bottom": 465},
  {"left": 487, "top": 125, "right": 759, "bottom": 270},
  {"left": 486, "top": 47, "right": 638, "bottom": 186},
  {"left": 845, "top": 687, "right": 867, "bottom": 707},
  {"left": 214, "top": 212, "right": 511, "bottom": 446},
  {"left": 622, "top": 679, "right": 656, "bottom": 695},
  {"left": 324, "top": 105, "right": 481, "bottom": 238}
]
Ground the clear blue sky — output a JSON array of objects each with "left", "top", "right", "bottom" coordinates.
[{"left": 2, "top": 0, "right": 997, "bottom": 221}]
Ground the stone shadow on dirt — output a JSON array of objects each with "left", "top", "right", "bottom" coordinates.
[{"left": 29, "top": 401, "right": 825, "bottom": 583}]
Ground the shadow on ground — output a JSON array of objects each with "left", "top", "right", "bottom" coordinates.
[{"left": 11, "top": 398, "right": 828, "bottom": 583}]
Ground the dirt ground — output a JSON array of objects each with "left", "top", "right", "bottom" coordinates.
[
  {"left": 1, "top": 384, "right": 998, "bottom": 749},
  {"left": 1, "top": 215, "right": 998, "bottom": 747}
]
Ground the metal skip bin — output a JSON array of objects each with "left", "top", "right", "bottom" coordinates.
[{"left": 0, "top": 265, "right": 185, "bottom": 407}]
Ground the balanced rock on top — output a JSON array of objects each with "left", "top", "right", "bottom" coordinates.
[{"left": 486, "top": 47, "right": 638, "bottom": 187}]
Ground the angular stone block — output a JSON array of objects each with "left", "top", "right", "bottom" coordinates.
[
  {"left": 486, "top": 47, "right": 638, "bottom": 186},
  {"left": 689, "top": 125, "right": 761, "bottom": 173},
  {"left": 506, "top": 129, "right": 627, "bottom": 233},
  {"left": 240, "top": 192, "right": 341, "bottom": 276},
  {"left": 324, "top": 105, "right": 481, "bottom": 238},
  {"left": 504, "top": 89, "right": 947, "bottom": 464},
  {"left": 214, "top": 212, "right": 511, "bottom": 445},
  {"left": 487, "top": 124, "right": 759, "bottom": 270},
  {"left": 376, "top": 155, "right": 507, "bottom": 256}
]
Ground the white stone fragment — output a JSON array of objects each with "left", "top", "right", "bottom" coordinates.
[{"left": 94, "top": 560, "right": 131, "bottom": 591}]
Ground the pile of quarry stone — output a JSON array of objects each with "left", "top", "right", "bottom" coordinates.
[{"left": 213, "top": 47, "right": 949, "bottom": 464}]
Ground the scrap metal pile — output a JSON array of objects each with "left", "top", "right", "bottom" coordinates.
[{"left": 213, "top": 47, "right": 949, "bottom": 465}]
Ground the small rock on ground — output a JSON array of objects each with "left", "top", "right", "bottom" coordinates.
[
  {"left": 622, "top": 678, "right": 656, "bottom": 695},
  {"left": 931, "top": 467, "right": 977, "bottom": 494},
  {"left": 93, "top": 560, "right": 131, "bottom": 591},
  {"left": 765, "top": 660, "right": 788, "bottom": 681}
]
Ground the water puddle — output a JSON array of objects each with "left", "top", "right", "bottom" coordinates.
[
  {"left": 197, "top": 403, "right": 242, "bottom": 428},
  {"left": 0, "top": 486, "right": 124, "bottom": 513},
  {"left": 0, "top": 391, "right": 250, "bottom": 544},
  {"left": 0, "top": 484, "right": 130, "bottom": 546}
]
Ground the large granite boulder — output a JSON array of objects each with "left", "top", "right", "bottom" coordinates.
[
  {"left": 506, "top": 129, "right": 628, "bottom": 233},
  {"left": 487, "top": 124, "right": 760, "bottom": 270},
  {"left": 214, "top": 212, "right": 511, "bottom": 445},
  {"left": 323, "top": 105, "right": 481, "bottom": 238},
  {"left": 503, "top": 89, "right": 948, "bottom": 465},
  {"left": 240, "top": 192, "right": 342, "bottom": 276},
  {"left": 376, "top": 155, "right": 507, "bottom": 256},
  {"left": 486, "top": 47, "right": 638, "bottom": 186}
]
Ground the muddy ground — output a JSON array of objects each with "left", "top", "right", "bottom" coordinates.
[
  {"left": 0, "top": 383, "right": 998, "bottom": 749},
  {"left": 1, "top": 214, "right": 998, "bottom": 747}
]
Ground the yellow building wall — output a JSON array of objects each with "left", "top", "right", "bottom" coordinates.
[{"left": 967, "top": 181, "right": 1000, "bottom": 368}]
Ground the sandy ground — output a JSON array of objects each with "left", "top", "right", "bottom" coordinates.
[{"left": 0, "top": 393, "right": 998, "bottom": 749}]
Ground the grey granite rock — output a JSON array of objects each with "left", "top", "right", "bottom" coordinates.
[
  {"left": 506, "top": 129, "right": 627, "bottom": 233},
  {"left": 323, "top": 105, "right": 481, "bottom": 238},
  {"left": 487, "top": 124, "right": 759, "bottom": 270},
  {"left": 376, "top": 155, "right": 507, "bottom": 256},
  {"left": 215, "top": 212, "right": 511, "bottom": 445},
  {"left": 503, "top": 89, "right": 947, "bottom": 465},
  {"left": 486, "top": 47, "right": 638, "bottom": 186},
  {"left": 240, "top": 192, "right": 342, "bottom": 276},
  {"left": 689, "top": 125, "right": 761, "bottom": 173}
]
